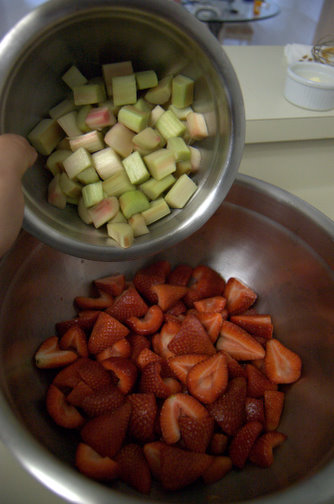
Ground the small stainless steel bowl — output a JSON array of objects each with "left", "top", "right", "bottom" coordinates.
[
  {"left": 0, "top": 0, "right": 245, "bottom": 262},
  {"left": 0, "top": 175, "right": 334, "bottom": 503}
]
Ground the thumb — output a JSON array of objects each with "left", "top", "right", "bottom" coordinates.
[{"left": 0, "top": 134, "right": 37, "bottom": 178}]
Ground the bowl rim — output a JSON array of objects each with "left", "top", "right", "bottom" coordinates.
[{"left": 287, "top": 61, "right": 334, "bottom": 89}]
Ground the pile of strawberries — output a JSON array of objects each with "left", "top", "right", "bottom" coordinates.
[{"left": 34, "top": 260, "right": 302, "bottom": 494}]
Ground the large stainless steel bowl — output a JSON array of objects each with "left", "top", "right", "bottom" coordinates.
[
  {"left": 0, "top": 175, "right": 334, "bottom": 504},
  {"left": 0, "top": 0, "right": 245, "bottom": 262}
]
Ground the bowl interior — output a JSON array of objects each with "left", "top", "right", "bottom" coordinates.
[
  {"left": 0, "top": 175, "right": 334, "bottom": 504},
  {"left": 0, "top": 0, "right": 244, "bottom": 261}
]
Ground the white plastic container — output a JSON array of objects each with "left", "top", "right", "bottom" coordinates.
[{"left": 284, "top": 62, "right": 334, "bottom": 111}]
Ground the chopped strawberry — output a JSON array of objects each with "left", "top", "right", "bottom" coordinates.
[
  {"left": 167, "top": 263, "right": 193, "bottom": 286},
  {"left": 168, "top": 353, "right": 208, "bottom": 385},
  {"left": 55, "top": 311, "right": 100, "bottom": 337},
  {"left": 160, "top": 393, "right": 209, "bottom": 444},
  {"left": 116, "top": 443, "right": 152, "bottom": 494},
  {"left": 245, "top": 397, "right": 265, "bottom": 424},
  {"left": 143, "top": 441, "right": 165, "bottom": 480},
  {"left": 35, "top": 336, "right": 78, "bottom": 369},
  {"left": 194, "top": 296, "right": 227, "bottom": 313},
  {"left": 59, "top": 326, "right": 89, "bottom": 357},
  {"left": 75, "top": 442, "right": 119, "bottom": 481},
  {"left": 133, "top": 260, "right": 171, "bottom": 304},
  {"left": 101, "top": 357, "right": 138, "bottom": 394},
  {"left": 179, "top": 414, "right": 214, "bottom": 453},
  {"left": 222, "top": 351, "right": 247, "bottom": 378},
  {"left": 201, "top": 456, "right": 232, "bottom": 485},
  {"left": 228, "top": 421, "right": 263, "bottom": 469},
  {"left": 152, "top": 319, "right": 181, "bottom": 359},
  {"left": 128, "top": 393, "right": 158, "bottom": 442},
  {"left": 74, "top": 289, "right": 114, "bottom": 310},
  {"left": 183, "top": 265, "right": 225, "bottom": 307},
  {"left": 46, "top": 384, "right": 85, "bottom": 429},
  {"left": 80, "top": 402, "right": 132, "bottom": 458},
  {"left": 216, "top": 320, "right": 265, "bottom": 361},
  {"left": 168, "top": 313, "right": 216, "bottom": 355},
  {"left": 67, "top": 380, "right": 94, "bottom": 407},
  {"left": 187, "top": 352, "right": 228, "bottom": 404},
  {"left": 230, "top": 314, "right": 273, "bottom": 339},
  {"left": 76, "top": 358, "right": 114, "bottom": 391},
  {"left": 151, "top": 284, "right": 188, "bottom": 312},
  {"left": 94, "top": 274, "right": 126, "bottom": 296},
  {"left": 160, "top": 444, "right": 212, "bottom": 491},
  {"left": 265, "top": 339, "right": 302, "bottom": 384},
  {"left": 106, "top": 285, "right": 148, "bottom": 323},
  {"left": 52, "top": 358, "right": 87, "bottom": 389},
  {"left": 165, "top": 299, "right": 187, "bottom": 316},
  {"left": 139, "top": 361, "right": 181, "bottom": 398},
  {"left": 80, "top": 384, "right": 125, "bottom": 417},
  {"left": 126, "top": 304, "right": 164, "bottom": 336},
  {"left": 264, "top": 390, "right": 285, "bottom": 431},
  {"left": 207, "top": 377, "right": 247, "bottom": 436},
  {"left": 249, "top": 431, "right": 287, "bottom": 468},
  {"left": 194, "top": 311, "right": 223, "bottom": 343},
  {"left": 88, "top": 311, "right": 129, "bottom": 354},
  {"left": 209, "top": 432, "right": 229, "bottom": 455},
  {"left": 128, "top": 333, "right": 151, "bottom": 362},
  {"left": 136, "top": 347, "right": 162, "bottom": 370},
  {"left": 246, "top": 363, "right": 278, "bottom": 398},
  {"left": 96, "top": 338, "right": 132, "bottom": 361},
  {"left": 224, "top": 277, "right": 258, "bottom": 315}
]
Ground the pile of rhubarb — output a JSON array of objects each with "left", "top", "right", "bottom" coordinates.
[{"left": 34, "top": 260, "right": 302, "bottom": 494}]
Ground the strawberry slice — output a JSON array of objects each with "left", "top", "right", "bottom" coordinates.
[
  {"left": 143, "top": 441, "right": 165, "bottom": 480},
  {"left": 249, "top": 431, "right": 287, "bottom": 468},
  {"left": 228, "top": 421, "right": 263, "bottom": 469},
  {"left": 264, "top": 390, "right": 285, "bottom": 431},
  {"left": 224, "top": 277, "right": 257, "bottom": 315},
  {"left": 216, "top": 320, "right": 265, "bottom": 361},
  {"left": 194, "top": 311, "right": 223, "bottom": 343},
  {"left": 168, "top": 313, "right": 216, "bottom": 355},
  {"left": 101, "top": 357, "right": 138, "bottom": 394},
  {"left": 152, "top": 319, "right": 181, "bottom": 359},
  {"left": 136, "top": 347, "right": 162, "bottom": 370},
  {"left": 74, "top": 289, "right": 114, "bottom": 310},
  {"left": 151, "top": 284, "right": 188, "bottom": 311},
  {"left": 96, "top": 338, "right": 132, "bottom": 361},
  {"left": 222, "top": 351, "right": 247, "bottom": 378},
  {"left": 133, "top": 260, "right": 171, "bottom": 304},
  {"left": 201, "top": 456, "right": 232, "bottom": 485},
  {"left": 80, "top": 402, "right": 132, "bottom": 458},
  {"left": 209, "top": 432, "right": 229, "bottom": 455},
  {"left": 183, "top": 265, "right": 225, "bottom": 307},
  {"left": 52, "top": 357, "right": 88, "bottom": 389},
  {"left": 46, "top": 384, "right": 85, "bottom": 429},
  {"left": 126, "top": 304, "right": 164, "bottom": 336},
  {"left": 67, "top": 380, "right": 94, "bottom": 407},
  {"left": 178, "top": 415, "right": 214, "bottom": 453},
  {"left": 167, "top": 263, "right": 193, "bottom": 286},
  {"left": 75, "top": 442, "right": 119, "bottom": 481},
  {"left": 207, "top": 377, "right": 247, "bottom": 436},
  {"left": 80, "top": 384, "right": 125, "bottom": 417},
  {"left": 246, "top": 363, "right": 278, "bottom": 398},
  {"left": 166, "top": 299, "right": 187, "bottom": 316},
  {"left": 168, "top": 353, "right": 208, "bottom": 385},
  {"left": 115, "top": 443, "right": 152, "bottom": 494},
  {"left": 128, "top": 333, "right": 151, "bottom": 362},
  {"left": 194, "top": 296, "right": 227, "bottom": 313},
  {"left": 59, "top": 326, "right": 89, "bottom": 357},
  {"left": 245, "top": 397, "right": 265, "bottom": 424},
  {"left": 160, "top": 393, "right": 209, "bottom": 444},
  {"left": 106, "top": 285, "right": 148, "bottom": 323},
  {"left": 160, "top": 444, "right": 212, "bottom": 491},
  {"left": 35, "top": 336, "right": 78, "bottom": 369},
  {"left": 128, "top": 393, "right": 158, "bottom": 442},
  {"left": 187, "top": 352, "right": 229, "bottom": 404},
  {"left": 55, "top": 310, "right": 100, "bottom": 337},
  {"left": 77, "top": 358, "right": 114, "bottom": 391},
  {"left": 88, "top": 311, "right": 129, "bottom": 354},
  {"left": 265, "top": 339, "right": 302, "bottom": 384},
  {"left": 140, "top": 361, "right": 181, "bottom": 398},
  {"left": 230, "top": 314, "right": 273, "bottom": 339},
  {"left": 94, "top": 274, "right": 126, "bottom": 296}
]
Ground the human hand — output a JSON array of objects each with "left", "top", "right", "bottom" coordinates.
[{"left": 0, "top": 134, "right": 37, "bottom": 257}]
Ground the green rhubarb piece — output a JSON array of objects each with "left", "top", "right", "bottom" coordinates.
[
  {"left": 118, "top": 105, "right": 149, "bottom": 133},
  {"left": 109, "top": 210, "right": 127, "bottom": 224},
  {"left": 140, "top": 174, "right": 176, "bottom": 200},
  {"left": 149, "top": 105, "right": 165, "bottom": 126},
  {"left": 57, "top": 138, "right": 71, "bottom": 150},
  {"left": 102, "top": 61, "right": 133, "bottom": 95},
  {"left": 49, "top": 98, "right": 76, "bottom": 120},
  {"left": 106, "top": 222, "right": 134, "bottom": 249},
  {"left": 27, "top": 118, "right": 64, "bottom": 155},
  {"left": 102, "top": 169, "right": 135, "bottom": 197},
  {"left": 77, "top": 105, "right": 93, "bottom": 132},
  {"left": 135, "top": 70, "right": 158, "bottom": 90},
  {"left": 144, "top": 148, "right": 176, "bottom": 180},
  {"left": 62, "top": 65, "right": 88, "bottom": 89},
  {"left": 104, "top": 122, "right": 135, "bottom": 158},
  {"left": 47, "top": 174, "right": 67, "bottom": 209},
  {"left": 119, "top": 190, "right": 150, "bottom": 219},
  {"left": 134, "top": 97, "right": 154, "bottom": 113},
  {"left": 189, "top": 145, "right": 201, "bottom": 171},
  {"left": 133, "top": 127, "right": 162, "bottom": 152},
  {"left": 112, "top": 74, "right": 137, "bottom": 106},
  {"left": 59, "top": 172, "right": 82, "bottom": 198},
  {"left": 78, "top": 197, "right": 93, "bottom": 225},
  {"left": 186, "top": 112, "right": 209, "bottom": 141},
  {"left": 69, "top": 130, "right": 105, "bottom": 153},
  {"left": 175, "top": 160, "right": 192, "bottom": 177},
  {"left": 46, "top": 149, "right": 72, "bottom": 176},
  {"left": 82, "top": 181, "right": 104, "bottom": 208},
  {"left": 73, "top": 83, "right": 106, "bottom": 106},
  {"left": 122, "top": 151, "right": 150, "bottom": 185},
  {"left": 141, "top": 197, "right": 171, "bottom": 225},
  {"left": 66, "top": 195, "right": 80, "bottom": 205},
  {"left": 128, "top": 213, "right": 149, "bottom": 237},
  {"left": 145, "top": 75, "right": 172, "bottom": 105},
  {"left": 92, "top": 147, "right": 123, "bottom": 180},
  {"left": 76, "top": 166, "right": 100, "bottom": 185},
  {"left": 88, "top": 196, "right": 120, "bottom": 228},
  {"left": 167, "top": 136, "right": 191, "bottom": 162},
  {"left": 172, "top": 74, "right": 194, "bottom": 108},
  {"left": 165, "top": 173, "right": 197, "bottom": 208},
  {"left": 168, "top": 104, "right": 193, "bottom": 120},
  {"left": 57, "top": 111, "right": 82, "bottom": 137},
  {"left": 156, "top": 109, "right": 186, "bottom": 140},
  {"left": 63, "top": 147, "right": 93, "bottom": 179}
]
